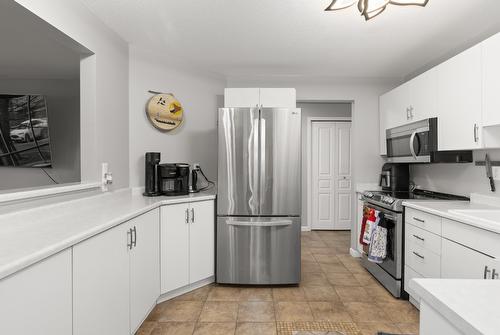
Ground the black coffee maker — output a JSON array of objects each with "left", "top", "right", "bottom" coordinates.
[
  {"left": 379, "top": 163, "right": 410, "bottom": 192},
  {"left": 158, "top": 163, "right": 190, "bottom": 196}
]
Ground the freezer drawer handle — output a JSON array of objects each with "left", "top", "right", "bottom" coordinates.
[
  {"left": 413, "top": 234, "right": 425, "bottom": 242},
  {"left": 413, "top": 217, "right": 425, "bottom": 223},
  {"left": 412, "top": 251, "right": 425, "bottom": 260},
  {"left": 226, "top": 219, "right": 293, "bottom": 227}
]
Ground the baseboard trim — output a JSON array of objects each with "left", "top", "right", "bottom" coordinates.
[
  {"left": 157, "top": 276, "right": 215, "bottom": 304},
  {"left": 301, "top": 226, "right": 311, "bottom": 232},
  {"left": 349, "top": 248, "right": 362, "bottom": 258}
]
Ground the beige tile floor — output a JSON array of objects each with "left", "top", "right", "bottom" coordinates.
[{"left": 137, "top": 231, "right": 419, "bottom": 335}]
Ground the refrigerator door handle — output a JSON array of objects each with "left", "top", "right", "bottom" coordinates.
[
  {"left": 259, "top": 117, "right": 266, "bottom": 213},
  {"left": 226, "top": 219, "right": 292, "bottom": 227},
  {"left": 248, "top": 117, "right": 260, "bottom": 214}
]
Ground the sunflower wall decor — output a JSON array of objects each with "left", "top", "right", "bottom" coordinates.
[
  {"left": 146, "top": 91, "right": 184, "bottom": 131},
  {"left": 325, "top": 0, "right": 429, "bottom": 21}
]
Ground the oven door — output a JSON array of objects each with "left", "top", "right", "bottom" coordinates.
[
  {"left": 386, "top": 118, "right": 437, "bottom": 163},
  {"left": 363, "top": 202, "right": 403, "bottom": 280}
]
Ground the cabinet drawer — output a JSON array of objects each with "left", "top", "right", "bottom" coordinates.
[
  {"left": 405, "top": 240, "right": 441, "bottom": 278},
  {"left": 405, "top": 208, "right": 442, "bottom": 235},
  {"left": 442, "top": 218, "right": 500, "bottom": 258},
  {"left": 406, "top": 223, "right": 441, "bottom": 255},
  {"left": 404, "top": 265, "right": 423, "bottom": 303}
]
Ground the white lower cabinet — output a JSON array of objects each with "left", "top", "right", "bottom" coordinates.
[
  {"left": 161, "top": 200, "right": 215, "bottom": 294},
  {"left": 0, "top": 250, "right": 72, "bottom": 335},
  {"left": 73, "top": 208, "right": 160, "bottom": 335}
]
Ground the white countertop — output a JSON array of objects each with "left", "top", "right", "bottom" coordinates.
[
  {"left": 0, "top": 189, "right": 215, "bottom": 281},
  {"left": 410, "top": 278, "right": 500, "bottom": 335},
  {"left": 403, "top": 200, "right": 500, "bottom": 234}
]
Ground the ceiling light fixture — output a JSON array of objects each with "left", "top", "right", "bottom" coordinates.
[{"left": 325, "top": 0, "right": 429, "bottom": 21}]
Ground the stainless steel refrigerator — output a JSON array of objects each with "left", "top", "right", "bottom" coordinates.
[{"left": 216, "top": 107, "right": 301, "bottom": 285}]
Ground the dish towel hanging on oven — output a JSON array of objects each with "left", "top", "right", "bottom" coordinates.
[
  {"left": 359, "top": 206, "right": 371, "bottom": 246},
  {"left": 361, "top": 208, "right": 378, "bottom": 245},
  {"left": 368, "top": 212, "right": 388, "bottom": 263}
]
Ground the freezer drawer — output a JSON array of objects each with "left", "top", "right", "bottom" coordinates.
[{"left": 216, "top": 216, "right": 301, "bottom": 285}]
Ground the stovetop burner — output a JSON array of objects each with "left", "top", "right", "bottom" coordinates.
[{"left": 362, "top": 189, "right": 469, "bottom": 212}]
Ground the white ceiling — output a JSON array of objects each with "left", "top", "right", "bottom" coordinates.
[
  {"left": 0, "top": 1, "right": 84, "bottom": 79},
  {"left": 81, "top": 0, "right": 500, "bottom": 81}
]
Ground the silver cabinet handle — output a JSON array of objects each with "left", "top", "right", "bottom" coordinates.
[
  {"left": 191, "top": 208, "right": 195, "bottom": 223},
  {"left": 474, "top": 123, "right": 479, "bottom": 143},
  {"left": 413, "top": 234, "right": 425, "bottom": 242},
  {"left": 413, "top": 217, "right": 425, "bottom": 223},
  {"left": 127, "top": 228, "right": 133, "bottom": 250},
  {"left": 185, "top": 208, "right": 189, "bottom": 224},
  {"left": 413, "top": 251, "right": 425, "bottom": 260},
  {"left": 492, "top": 268, "right": 498, "bottom": 280},
  {"left": 406, "top": 108, "right": 410, "bottom": 120},
  {"left": 132, "top": 226, "right": 137, "bottom": 248},
  {"left": 484, "top": 265, "right": 491, "bottom": 279}
]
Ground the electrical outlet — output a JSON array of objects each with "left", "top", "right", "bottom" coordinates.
[
  {"left": 101, "top": 163, "right": 113, "bottom": 191},
  {"left": 493, "top": 167, "right": 500, "bottom": 181}
]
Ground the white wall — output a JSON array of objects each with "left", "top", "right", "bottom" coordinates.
[
  {"left": 411, "top": 149, "right": 500, "bottom": 197},
  {"left": 0, "top": 79, "right": 80, "bottom": 190},
  {"left": 296, "top": 102, "right": 352, "bottom": 227},
  {"left": 129, "top": 47, "right": 225, "bottom": 188},
  {"left": 15, "top": 0, "right": 130, "bottom": 190},
  {"left": 227, "top": 76, "right": 394, "bottom": 248}
]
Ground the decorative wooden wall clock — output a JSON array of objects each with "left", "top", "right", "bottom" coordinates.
[{"left": 146, "top": 92, "right": 184, "bottom": 131}]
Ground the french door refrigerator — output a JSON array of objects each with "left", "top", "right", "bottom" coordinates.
[{"left": 217, "top": 107, "right": 301, "bottom": 285}]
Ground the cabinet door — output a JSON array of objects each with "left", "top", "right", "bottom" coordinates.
[
  {"left": 130, "top": 209, "right": 160, "bottom": 333},
  {"left": 482, "top": 32, "right": 500, "bottom": 127},
  {"left": 0, "top": 250, "right": 72, "bottom": 335},
  {"left": 437, "top": 44, "right": 482, "bottom": 150},
  {"left": 161, "top": 203, "right": 190, "bottom": 293},
  {"left": 73, "top": 224, "right": 130, "bottom": 335},
  {"left": 224, "top": 88, "right": 260, "bottom": 107},
  {"left": 259, "top": 88, "right": 296, "bottom": 108},
  {"left": 379, "top": 95, "right": 388, "bottom": 155},
  {"left": 189, "top": 200, "right": 215, "bottom": 283},
  {"left": 409, "top": 68, "right": 438, "bottom": 122},
  {"left": 441, "top": 238, "right": 495, "bottom": 279},
  {"left": 382, "top": 83, "right": 410, "bottom": 130}
]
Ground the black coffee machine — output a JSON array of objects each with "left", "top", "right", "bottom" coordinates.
[
  {"left": 143, "top": 152, "right": 161, "bottom": 196},
  {"left": 158, "top": 163, "right": 190, "bottom": 196},
  {"left": 379, "top": 163, "right": 410, "bottom": 192}
]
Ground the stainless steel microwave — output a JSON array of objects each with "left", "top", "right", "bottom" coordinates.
[{"left": 385, "top": 118, "right": 472, "bottom": 164}]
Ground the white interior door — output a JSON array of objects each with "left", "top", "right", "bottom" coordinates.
[
  {"left": 311, "top": 121, "right": 352, "bottom": 230},
  {"left": 334, "top": 123, "right": 352, "bottom": 230}
]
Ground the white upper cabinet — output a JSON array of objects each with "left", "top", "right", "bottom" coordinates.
[
  {"left": 224, "top": 88, "right": 296, "bottom": 108},
  {"left": 379, "top": 83, "right": 409, "bottom": 155},
  {"left": 437, "top": 44, "right": 482, "bottom": 151},
  {"left": 482, "top": 32, "right": 500, "bottom": 127},
  {"left": 409, "top": 68, "right": 438, "bottom": 122}
]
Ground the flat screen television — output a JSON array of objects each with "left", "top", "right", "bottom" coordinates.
[{"left": 0, "top": 94, "right": 52, "bottom": 168}]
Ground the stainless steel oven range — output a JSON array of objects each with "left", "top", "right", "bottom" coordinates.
[{"left": 360, "top": 189, "right": 469, "bottom": 298}]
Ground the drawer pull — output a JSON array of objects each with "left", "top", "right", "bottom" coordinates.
[
  {"left": 413, "top": 234, "right": 425, "bottom": 242},
  {"left": 484, "top": 266, "right": 491, "bottom": 279},
  {"left": 413, "top": 217, "right": 425, "bottom": 223},
  {"left": 413, "top": 251, "right": 425, "bottom": 260}
]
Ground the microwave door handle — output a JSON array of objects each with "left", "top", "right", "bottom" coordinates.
[{"left": 410, "top": 131, "right": 418, "bottom": 160}]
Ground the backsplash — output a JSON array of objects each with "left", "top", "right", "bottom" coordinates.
[{"left": 410, "top": 149, "right": 500, "bottom": 197}]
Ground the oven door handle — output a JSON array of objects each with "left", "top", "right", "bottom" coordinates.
[{"left": 409, "top": 131, "right": 418, "bottom": 160}]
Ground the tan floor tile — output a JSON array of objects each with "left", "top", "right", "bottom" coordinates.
[
  {"left": 301, "top": 239, "right": 327, "bottom": 248},
  {"left": 235, "top": 322, "right": 277, "bottom": 335},
  {"left": 199, "top": 302, "right": 238, "bottom": 322},
  {"left": 275, "top": 301, "right": 314, "bottom": 321},
  {"left": 326, "top": 272, "right": 361, "bottom": 286},
  {"left": 303, "top": 286, "right": 341, "bottom": 302},
  {"left": 341, "top": 260, "right": 367, "bottom": 274},
  {"left": 309, "top": 302, "right": 353, "bottom": 322},
  {"left": 301, "top": 261, "right": 323, "bottom": 273},
  {"left": 157, "top": 322, "right": 196, "bottom": 335},
  {"left": 365, "top": 283, "right": 399, "bottom": 302},
  {"left": 301, "top": 251, "right": 316, "bottom": 262},
  {"left": 300, "top": 272, "right": 331, "bottom": 287},
  {"left": 174, "top": 285, "right": 212, "bottom": 301},
  {"left": 312, "top": 254, "right": 342, "bottom": 264},
  {"left": 239, "top": 288, "right": 273, "bottom": 301},
  {"left": 272, "top": 287, "right": 306, "bottom": 301},
  {"left": 207, "top": 286, "right": 241, "bottom": 301},
  {"left": 356, "top": 322, "right": 402, "bottom": 335},
  {"left": 193, "top": 322, "right": 235, "bottom": 335},
  {"left": 237, "top": 301, "right": 275, "bottom": 322},
  {"left": 319, "top": 262, "right": 350, "bottom": 273},
  {"left": 352, "top": 272, "right": 379, "bottom": 287},
  {"left": 334, "top": 286, "right": 372, "bottom": 303},
  {"left": 344, "top": 302, "right": 391, "bottom": 323},
  {"left": 396, "top": 322, "right": 420, "bottom": 334},
  {"left": 137, "top": 321, "right": 158, "bottom": 335},
  {"left": 309, "top": 247, "right": 341, "bottom": 256},
  {"left": 158, "top": 301, "right": 203, "bottom": 322},
  {"left": 378, "top": 301, "right": 420, "bottom": 323}
]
